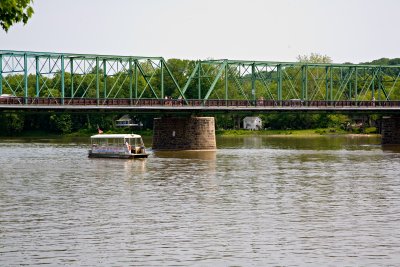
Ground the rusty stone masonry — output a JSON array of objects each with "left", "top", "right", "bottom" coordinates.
[
  {"left": 381, "top": 116, "right": 400, "bottom": 144},
  {"left": 152, "top": 117, "right": 216, "bottom": 150}
]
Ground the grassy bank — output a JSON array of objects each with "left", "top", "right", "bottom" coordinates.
[
  {"left": 65, "top": 128, "right": 153, "bottom": 137},
  {"left": 1, "top": 127, "right": 379, "bottom": 138},
  {"left": 216, "top": 127, "right": 379, "bottom": 136},
  {"left": 0, "top": 128, "right": 153, "bottom": 138},
  {"left": 0, "top": 130, "right": 63, "bottom": 138}
]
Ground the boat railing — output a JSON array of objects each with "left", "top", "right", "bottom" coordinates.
[{"left": 92, "top": 146, "right": 126, "bottom": 153}]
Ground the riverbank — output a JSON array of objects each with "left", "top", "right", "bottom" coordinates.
[
  {"left": 216, "top": 127, "right": 379, "bottom": 137},
  {"left": 65, "top": 128, "right": 154, "bottom": 137},
  {"left": 0, "top": 127, "right": 379, "bottom": 138}
]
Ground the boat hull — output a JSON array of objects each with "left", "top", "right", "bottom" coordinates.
[{"left": 88, "top": 151, "right": 148, "bottom": 159}]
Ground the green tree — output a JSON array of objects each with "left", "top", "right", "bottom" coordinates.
[
  {"left": 162, "top": 59, "right": 196, "bottom": 98},
  {"left": 0, "top": 0, "right": 34, "bottom": 32},
  {"left": 49, "top": 114, "right": 72, "bottom": 134},
  {"left": 0, "top": 112, "right": 25, "bottom": 134},
  {"left": 296, "top": 53, "right": 333, "bottom": 101},
  {"left": 327, "top": 114, "right": 350, "bottom": 128},
  {"left": 297, "top": 53, "right": 332, "bottom": 64}
]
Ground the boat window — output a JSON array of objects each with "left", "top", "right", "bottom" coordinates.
[
  {"left": 95, "top": 138, "right": 108, "bottom": 147},
  {"left": 131, "top": 137, "right": 142, "bottom": 146},
  {"left": 125, "top": 138, "right": 132, "bottom": 146},
  {"left": 128, "top": 138, "right": 136, "bottom": 146},
  {"left": 92, "top": 137, "right": 127, "bottom": 147},
  {"left": 110, "top": 138, "right": 123, "bottom": 147}
]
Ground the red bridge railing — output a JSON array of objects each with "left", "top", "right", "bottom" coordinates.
[{"left": 1, "top": 96, "right": 400, "bottom": 108}]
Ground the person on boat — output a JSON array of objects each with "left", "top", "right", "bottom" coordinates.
[{"left": 125, "top": 141, "right": 131, "bottom": 153}]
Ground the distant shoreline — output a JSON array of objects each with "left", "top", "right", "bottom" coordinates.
[
  {"left": 215, "top": 128, "right": 379, "bottom": 137},
  {"left": 0, "top": 128, "right": 380, "bottom": 139}
]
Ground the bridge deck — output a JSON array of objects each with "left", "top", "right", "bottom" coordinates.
[{"left": 1, "top": 98, "right": 400, "bottom": 113}]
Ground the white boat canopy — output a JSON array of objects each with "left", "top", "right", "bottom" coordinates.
[{"left": 90, "top": 134, "right": 142, "bottom": 139}]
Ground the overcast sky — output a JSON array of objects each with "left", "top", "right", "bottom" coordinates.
[{"left": 1, "top": 0, "right": 399, "bottom": 63}]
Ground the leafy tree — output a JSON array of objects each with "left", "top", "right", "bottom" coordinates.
[
  {"left": 0, "top": 0, "right": 34, "bottom": 32},
  {"left": 327, "top": 114, "right": 351, "bottom": 128},
  {"left": 297, "top": 53, "right": 332, "bottom": 64},
  {"left": 162, "top": 59, "right": 196, "bottom": 98},
  {"left": 0, "top": 112, "right": 25, "bottom": 134},
  {"left": 49, "top": 114, "right": 72, "bottom": 134},
  {"left": 295, "top": 53, "right": 333, "bottom": 101}
]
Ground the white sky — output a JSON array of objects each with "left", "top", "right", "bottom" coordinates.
[{"left": 0, "top": 0, "right": 399, "bottom": 63}]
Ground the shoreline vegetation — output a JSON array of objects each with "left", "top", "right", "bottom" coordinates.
[
  {"left": 0, "top": 108, "right": 380, "bottom": 139},
  {"left": 0, "top": 127, "right": 379, "bottom": 139},
  {"left": 216, "top": 128, "right": 379, "bottom": 137},
  {"left": 0, "top": 54, "right": 393, "bottom": 140}
]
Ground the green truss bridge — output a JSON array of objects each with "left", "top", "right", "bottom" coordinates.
[{"left": 1, "top": 50, "right": 400, "bottom": 113}]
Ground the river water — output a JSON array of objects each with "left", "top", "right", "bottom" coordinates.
[{"left": 1, "top": 135, "right": 400, "bottom": 266}]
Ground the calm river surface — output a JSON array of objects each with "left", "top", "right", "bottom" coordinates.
[{"left": 1, "top": 135, "right": 400, "bottom": 266}]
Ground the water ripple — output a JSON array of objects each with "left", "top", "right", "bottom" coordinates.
[{"left": 0, "top": 137, "right": 399, "bottom": 266}]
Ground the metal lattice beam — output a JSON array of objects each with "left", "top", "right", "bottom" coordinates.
[{"left": 2, "top": 50, "right": 400, "bottom": 106}]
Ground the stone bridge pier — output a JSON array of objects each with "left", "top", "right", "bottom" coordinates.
[
  {"left": 152, "top": 117, "right": 216, "bottom": 150},
  {"left": 381, "top": 116, "right": 400, "bottom": 144}
]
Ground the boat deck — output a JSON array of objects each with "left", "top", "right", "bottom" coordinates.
[{"left": 88, "top": 151, "right": 149, "bottom": 159}]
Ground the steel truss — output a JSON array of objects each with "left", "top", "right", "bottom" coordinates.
[{"left": 1, "top": 50, "right": 400, "bottom": 105}]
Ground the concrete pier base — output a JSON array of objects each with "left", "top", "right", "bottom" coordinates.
[
  {"left": 381, "top": 116, "right": 400, "bottom": 144},
  {"left": 152, "top": 117, "right": 216, "bottom": 150}
]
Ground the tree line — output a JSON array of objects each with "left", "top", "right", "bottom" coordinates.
[{"left": 1, "top": 54, "right": 399, "bottom": 136}]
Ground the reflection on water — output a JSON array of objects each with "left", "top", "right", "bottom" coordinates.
[
  {"left": 217, "top": 135, "right": 382, "bottom": 150},
  {"left": 153, "top": 150, "right": 217, "bottom": 160},
  {"left": 382, "top": 144, "right": 400, "bottom": 153},
  {"left": 0, "top": 135, "right": 400, "bottom": 266}
]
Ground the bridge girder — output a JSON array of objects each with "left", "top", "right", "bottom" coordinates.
[{"left": 1, "top": 50, "right": 400, "bottom": 104}]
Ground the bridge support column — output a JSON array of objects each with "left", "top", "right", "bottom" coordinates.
[
  {"left": 152, "top": 117, "right": 216, "bottom": 150},
  {"left": 381, "top": 116, "right": 400, "bottom": 144}
]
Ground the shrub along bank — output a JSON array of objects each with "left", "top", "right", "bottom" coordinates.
[{"left": 0, "top": 112, "right": 379, "bottom": 137}]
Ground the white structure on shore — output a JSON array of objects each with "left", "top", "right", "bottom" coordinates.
[
  {"left": 116, "top": 115, "right": 143, "bottom": 128},
  {"left": 243, "top": 116, "right": 262, "bottom": 130}
]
